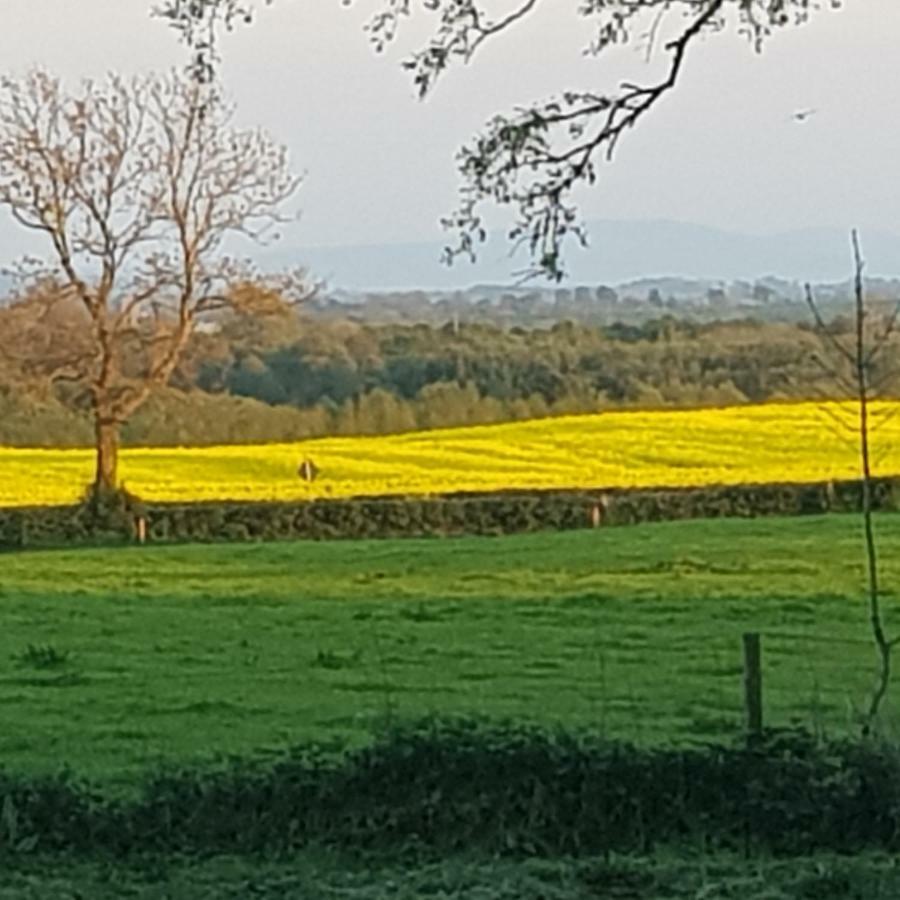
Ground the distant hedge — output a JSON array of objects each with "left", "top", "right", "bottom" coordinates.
[
  {"left": 0, "top": 721, "right": 900, "bottom": 858},
  {"left": 0, "top": 476, "right": 897, "bottom": 549}
]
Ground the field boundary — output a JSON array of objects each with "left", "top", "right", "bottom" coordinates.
[
  {"left": 0, "top": 721, "right": 899, "bottom": 858},
  {"left": 1, "top": 475, "right": 898, "bottom": 548}
]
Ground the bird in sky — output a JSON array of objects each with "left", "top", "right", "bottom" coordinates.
[{"left": 791, "top": 108, "right": 817, "bottom": 122}]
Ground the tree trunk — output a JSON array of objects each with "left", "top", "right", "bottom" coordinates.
[{"left": 94, "top": 418, "right": 120, "bottom": 492}]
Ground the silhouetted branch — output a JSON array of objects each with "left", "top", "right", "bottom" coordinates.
[
  {"left": 806, "top": 284, "right": 855, "bottom": 366},
  {"left": 155, "top": 0, "right": 831, "bottom": 278},
  {"left": 865, "top": 299, "right": 900, "bottom": 366},
  {"left": 807, "top": 230, "right": 896, "bottom": 732}
]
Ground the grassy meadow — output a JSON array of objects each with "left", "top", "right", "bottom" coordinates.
[
  {"left": 2, "top": 400, "right": 899, "bottom": 507},
  {"left": 0, "top": 513, "right": 896, "bottom": 781}
]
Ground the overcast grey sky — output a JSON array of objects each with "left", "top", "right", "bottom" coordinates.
[{"left": 0, "top": 0, "right": 897, "bottom": 285}]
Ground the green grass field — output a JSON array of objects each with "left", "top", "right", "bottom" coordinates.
[{"left": 0, "top": 513, "right": 897, "bottom": 782}]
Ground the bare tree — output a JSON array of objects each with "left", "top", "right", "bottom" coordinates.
[
  {"left": 155, "top": 0, "right": 833, "bottom": 278},
  {"left": 0, "top": 69, "right": 310, "bottom": 492},
  {"left": 806, "top": 231, "right": 900, "bottom": 732}
]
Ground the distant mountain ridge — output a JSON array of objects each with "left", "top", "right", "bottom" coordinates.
[
  {"left": 267, "top": 219, "right": 900, "bottom": 291},
  {"left": 3, "top": 219, "right": 900, "bottom": 298}
]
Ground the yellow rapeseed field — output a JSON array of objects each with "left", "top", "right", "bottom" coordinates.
[{"left": 1, "top": 401, "right": 898, "bottom": 508}]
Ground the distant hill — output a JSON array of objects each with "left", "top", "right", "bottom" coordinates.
[
  {"left": 3, "top": 219, "right": 899, "bottom": 298},
  {"left": 262, "top": 219, "right": 900, "bottom": 291}
]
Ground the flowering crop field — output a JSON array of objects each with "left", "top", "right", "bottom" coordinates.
[{"left": 1, "top": 400, "right": 898, "bottom": 508}]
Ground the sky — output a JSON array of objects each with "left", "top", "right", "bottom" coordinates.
[{"left": 0, "top": 0, "right": 897, "bottom": 287}]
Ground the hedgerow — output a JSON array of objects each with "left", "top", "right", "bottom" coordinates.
[
  {"left": 0, "top": 477, "right": 896, "bottom": 549},
  {"left": 0, "top": 721, "right": 899, "bottom": 858}
]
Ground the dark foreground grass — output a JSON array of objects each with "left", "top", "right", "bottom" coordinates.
[
  {"left": 0, "top": 513, "right": 898, "bottom": 778},
  {"left": 2, "top": 852, "right": 899, "bottom": 899}
]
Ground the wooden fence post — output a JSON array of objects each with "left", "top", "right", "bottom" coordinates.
[
  {"left": 742, "top": 632, "right": 763, "bottom": 740},
  {"left": 590, "top": 494, "right": 609, "bottom": 528}
]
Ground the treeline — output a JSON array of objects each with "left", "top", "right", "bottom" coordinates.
[{"left": 0, "top": 312, "right": 872, "bottom": 447}]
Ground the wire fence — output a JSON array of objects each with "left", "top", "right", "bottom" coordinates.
[{"left": 336, "top": 623, "right": 895, "bottom": 747}]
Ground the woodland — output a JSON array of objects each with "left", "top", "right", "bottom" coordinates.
[{"left": 0, "top": 291, "right": 875, "bottom": 448}]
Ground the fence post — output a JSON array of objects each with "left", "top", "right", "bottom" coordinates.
[
  {"left": 742, "top": 632, "right": 763, "bottom": 741},
  {"left": 135, "top": 515, "right": 147, "bottom": 545}
]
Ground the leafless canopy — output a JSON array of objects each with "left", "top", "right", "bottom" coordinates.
[
  {"left": 0, "top": 69, "right": 307, "bottom": 487},
  {"left": 156, "top": 0, "right": 838, "bottom": 279}
]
